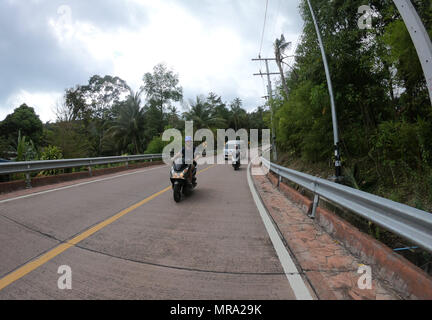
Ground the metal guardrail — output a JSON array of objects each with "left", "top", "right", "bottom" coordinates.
[
  {"left": 0, "top": 154, "right": 163, "bottom": 187},
  {"left": 0, "top": 154, "right": 162, "bottom": 175},
  {"left": 261, "top": 157, "right": 432, "bottom": 253},
  {"left": 0, "top": 149, "right": 221, "bottom": 178}
]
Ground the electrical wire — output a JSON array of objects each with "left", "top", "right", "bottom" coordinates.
[
  {"left": 259, "top": 0, "right": 269, "bottom": 57},
  {"left": 266, "top": 0, "right": 282, "bottom": 58},
  {"left": 258, "top": 0, "right": 270, "bottom": 104}
]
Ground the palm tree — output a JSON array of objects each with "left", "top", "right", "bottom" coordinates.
[
  {"left": 230, "top": 98, "right": 248, "bottom": 131},
  {"left": 274, "top": 34, "right": 292, "bottom": 100},
  {"left": 107, "top": 92, "right": 146, "bottom": 154},
  {"left": 206, "top": 93, "right": 230, "bottom": 130},
  {"left": 183, "top": 96, "right": 226, "bottom": 130}
]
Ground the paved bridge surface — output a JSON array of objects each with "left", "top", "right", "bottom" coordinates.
[{"left": 0, "top": 159, "right": 404, "bottom": 300}]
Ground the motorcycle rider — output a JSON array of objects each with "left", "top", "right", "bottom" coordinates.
[
  {"left": 172, "top": 136, "right": 199, "bottom": 187},
  {"left": 234, "top": 144, "right": 240, "bottom": 162},
  {"left": 232, "top": 144, "right": 241, "bottom": 169}
]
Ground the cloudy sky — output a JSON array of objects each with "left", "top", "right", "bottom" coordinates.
[{"left": 0, "top": 0, "right": 304, "bottom": 122}]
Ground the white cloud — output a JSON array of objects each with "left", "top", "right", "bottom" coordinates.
[
  {"left": 1, "top": 90, "right": 62, "bottom": 123},
  {"left": 0, "top": 0, "right": 303, "bottom": 121}
]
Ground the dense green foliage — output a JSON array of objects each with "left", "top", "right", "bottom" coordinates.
[
  {"left": 269, "top": 0, "right": 432, "bottom": 209},
  {"left": 145, "top": 136, "right": 169, "bottom": 154}
]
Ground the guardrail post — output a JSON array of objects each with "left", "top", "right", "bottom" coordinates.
[
  {"left": 309, "top": 193, "right": 320, "bottom": 219},
  {"left": 278, "top": 175, "right": 282, "bottom": 188},
  {"left": 25, "top": 173, "right": 32, "bottom": 189},
  {"left": 88, "top": 160, "right": 93, "bottom": 177}
]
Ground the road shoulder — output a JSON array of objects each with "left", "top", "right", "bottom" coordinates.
[{"left": 251, "top": 168, "right": 400, "bottom": 300}]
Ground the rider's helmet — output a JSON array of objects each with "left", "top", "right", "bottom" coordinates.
[{"left": 185, "top": 136, "right": 193, "bottom": 146}]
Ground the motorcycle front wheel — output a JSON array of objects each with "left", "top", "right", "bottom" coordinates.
[{"left": 173, "top": 183, "right": 182, "bottom": 203}]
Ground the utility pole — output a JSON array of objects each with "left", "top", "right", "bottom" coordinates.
[
  {"left": 306, "top": 0, "right": 342, "bottom": 180},
  {"left": 253, "top": 57, "right": 279, "bottom": 161}
]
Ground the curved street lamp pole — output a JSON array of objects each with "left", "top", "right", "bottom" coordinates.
[
  {"left": 306, "top": 0, "right": 342, "bottom": 179},
  {"left": 393, "top": 0, "right": 432, "bottom": 105}
]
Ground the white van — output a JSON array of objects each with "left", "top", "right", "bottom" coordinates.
[{"left": 224, "top": 140, "right": 247, "bottom": 161}]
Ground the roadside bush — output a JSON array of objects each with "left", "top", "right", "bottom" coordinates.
[
  {"left": 40, "top": 145, "right": 64, "bottom": 176},
  {"left": 40, "top": 145, "right": 63, "bottom": 161},
  {"left": 145, "top": 136, "right": 167, "bottom": 154},
  {"left": 370, "top": 120, "right": 422, "bottom": 185}
]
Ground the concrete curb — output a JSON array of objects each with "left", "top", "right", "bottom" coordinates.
[
  {"left": 0, "top": 161, "right": 164, "bottom": 195},
  {"left": 247, "top": 163, "right": 315, "bottom": 300},
  {"left": 267, "top": 172, "right": 432, "bottom": 300}
]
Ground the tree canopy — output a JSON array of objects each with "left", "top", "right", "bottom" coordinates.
[
  {"left": 0, "top": 104, "right": 43, "bottom": 146},
  {"left": 141, "top": 63, "right": 183, "bottom": 133}
]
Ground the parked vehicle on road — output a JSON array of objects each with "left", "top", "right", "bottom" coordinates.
[{"left": 224, "top": 140, "right": 246, "bottom": 161}]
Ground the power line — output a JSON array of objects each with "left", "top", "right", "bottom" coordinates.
[
  {"left": 258, "top": 0, "right": 271, "bottom": 102},
  {"left": 259, "top": 0, "right": 269, "bottom": 56},
  {"left": 267, "top": 0, "right": 282, "bottom": 58}
]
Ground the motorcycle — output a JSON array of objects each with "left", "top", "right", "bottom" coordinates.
[{"left": 170, "top": 157, "right": 196, "bottom": 203}]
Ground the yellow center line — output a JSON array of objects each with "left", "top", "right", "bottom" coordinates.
[{"left": 0, "top": 164, "right": 217, "bottom": 291}]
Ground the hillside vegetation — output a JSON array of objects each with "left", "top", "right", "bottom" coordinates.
[{"left": 270, "top": 0, "right": 432, "bottom": 212}]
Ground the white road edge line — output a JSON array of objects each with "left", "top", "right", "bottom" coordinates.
[
  {"left": 247, "top": 160, "right": 314, "bottom": 300},
  {"left": 0, "top": 164, "right": 168, "bottom": 204}
]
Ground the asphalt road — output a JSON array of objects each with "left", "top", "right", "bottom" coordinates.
[{"left": 0, "top": 160, "right": 303, "bottom": 299}]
